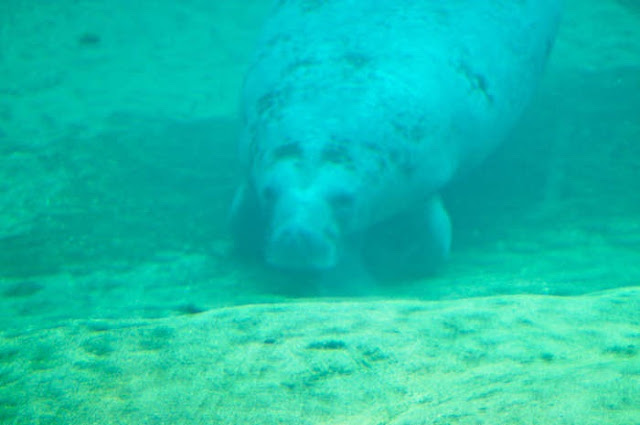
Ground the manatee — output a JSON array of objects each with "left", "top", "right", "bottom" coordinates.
[{"left": 230, "top": 0, "right": 561, "bottom": 279}]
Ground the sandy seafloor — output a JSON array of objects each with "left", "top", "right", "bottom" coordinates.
[{"left": 0, "top": 0, "right": 639, "bottom": 424}]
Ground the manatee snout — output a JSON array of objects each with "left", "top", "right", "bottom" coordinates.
[{"left": 266, "top": 193, "right": 339, "bottom": 271}]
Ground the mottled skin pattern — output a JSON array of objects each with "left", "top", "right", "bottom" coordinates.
[{"left": 231, "top": 0, "right": 561, "bottom": 278}]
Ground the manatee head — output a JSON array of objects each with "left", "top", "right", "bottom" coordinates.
[
  {"left": 238, "top": 79, "right": 420, "bottom": 271},
  {"left": 249, "top": 129, "right": 369, "bottom": 271}
]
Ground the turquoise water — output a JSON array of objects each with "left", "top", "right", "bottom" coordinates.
[{"left": 0, "top": 0, "right": 639, "bottom": 423}]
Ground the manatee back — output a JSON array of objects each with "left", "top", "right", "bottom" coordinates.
[{"left": 241, "top": 0, "right": 562, "bottom": 188}]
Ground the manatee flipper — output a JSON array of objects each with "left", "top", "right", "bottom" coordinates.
[
  {"left": 363, "top": 195, "right": 451, "bottom": 280},
  {"left": 229, "top": 184, "right": 266, "bottom": 258}
]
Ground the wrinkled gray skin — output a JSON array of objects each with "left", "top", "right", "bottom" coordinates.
[{"left": 231, "top": 0, "right": 561, "bottom": 279}]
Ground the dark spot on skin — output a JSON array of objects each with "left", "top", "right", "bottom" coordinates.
[
  {"left": 322, "top": 144, "right": 352, "bottom": 165},
  {"left": 475, "top": 75, "right": 490, "bottom": 99},
  {"left": 456, "top": 61, "right": 494, "bottom": 104},
  {"left": 284, "top": 58, "right": 318, "bottom": 75},
  {"left": 392, "top": 120, "right": 427, "bottom": 143},
  {"left": 272, "top": 142, "right": 302, "bottom": 161},
  {"left": 257, "top": 90, "right": 285, "bottom": 117},
  {"left": 258, "top": 92, "right": 279, "bottom": 114}
]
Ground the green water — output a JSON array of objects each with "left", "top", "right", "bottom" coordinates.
[{"left": 0, "top": 0, "right": 638, "bottom": 423}]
